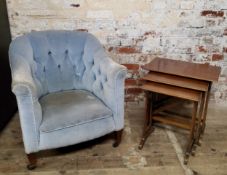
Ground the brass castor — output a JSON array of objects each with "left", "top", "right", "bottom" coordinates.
[
  {"left": 27, "top": 164, "right": 36, "bottom": 170},
  {"left": 138, "top": 138, "right": 145, "bottom": 150},
  {"left": 26, "top": 153, "right": 37, "bottom": 170},
  {"left": 183, "top": 159, "right": 188, "bottom": 165},
  {"left": 191, "top": 144, "right": 197, "bottom": 156},
  {"left": 191, "top": 150, "right": 196, "bottom": 156},
  {"left": 138, "top": 127, "right": 155, "bottom": 150},
  {"left": 197, "top": 140, "right": 202, "bottom": 146},
  {"left": 184, "top": 153, "right": 190, "bottom": 165},
  {"left": 113, "top": 142, "right": 119, "bottom": 147},
  {"left": 138, "top": 142, "right": 144, "bottom": 150},
  {"left": 112, "top": 130, "right": 123, "bottom": 148}
]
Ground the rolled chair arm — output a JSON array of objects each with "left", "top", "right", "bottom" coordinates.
[
  {"left": 12, "top": 81, "right": 38, "bottom": 98},
  {"left": 9, "top": 36, "right": 42, "bottom": 153},
  {"left": 92, "top": 49, "right": 127, "bottom": 130},
  {"left": 107, "top": 62, "right": 127, "bottom": 130}
]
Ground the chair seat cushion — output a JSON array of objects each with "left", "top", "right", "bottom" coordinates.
[{"left": 39, "top": 90, "right": 113, "bottom": 133}]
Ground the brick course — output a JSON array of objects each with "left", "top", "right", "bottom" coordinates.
[
  {"left": 201, "top": 10, "right": 224, "bottom": 17},
  {"left": 212, "top": 54, "right": 224, "bottom": 61},
  {"left": 223, "top": 47, "right": 227, "bottom": 53}
]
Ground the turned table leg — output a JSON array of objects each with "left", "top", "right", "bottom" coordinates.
[
  {"left": 138, "top": 91, "right": 155, "bottom": 150},
  {"left": 184, "top": 101, "right": 198, "bottom": 164}
]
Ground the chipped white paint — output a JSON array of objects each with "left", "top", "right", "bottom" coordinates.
[
  {"left": 86, "top": 10, "right": 114, "bottom": 19},
  {"left": 152, "top": 0, "right": 167, "bottom": 10},
  {"left": 122, "top": 147, "right": 147, "bottom": 170},
  {"left": 180, "top": 1, "right": 195, "bottom": 10}
]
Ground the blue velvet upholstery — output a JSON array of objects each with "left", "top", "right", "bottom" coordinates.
[{"left": 9, "top": 30, "right": 127, "bottom": 154}]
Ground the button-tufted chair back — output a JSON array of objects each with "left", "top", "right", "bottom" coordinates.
[{"left": 28, "top": 31, "right": 103, "bottom": 97}]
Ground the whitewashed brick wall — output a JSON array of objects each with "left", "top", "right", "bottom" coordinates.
[{"left": 6, "top": 0, "right": 227, "bottom": 104}]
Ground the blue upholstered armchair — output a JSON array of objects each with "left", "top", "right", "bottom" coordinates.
[{"left": 9, "top": 30, "right": 127, "bottom": 169}]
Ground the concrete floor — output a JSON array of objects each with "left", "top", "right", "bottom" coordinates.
[{"left": 0, "top": 102, "right": 226, "bottom": 175}]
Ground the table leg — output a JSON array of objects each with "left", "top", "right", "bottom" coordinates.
[
  {"left": 201, "top": 83, "right": 212, "bottom": 134},
  {"left": 184, "top": 101, "right": 198, "bottom": 164},
  {"left": 194, "top": 82, "right": 211, "bottom": 147},
  {"left": 138, "top": 91, "right": 155, "bottom": 150},
  {"left": 192, "top": 92, "right": 205, "bottom": 152},
  {"left": 144, "top": 91, "right": 152, "bottom": 128}
]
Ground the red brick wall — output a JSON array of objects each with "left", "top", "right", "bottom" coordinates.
[{"left": 6, "top": 0, "right": 227, "bottom": 104}]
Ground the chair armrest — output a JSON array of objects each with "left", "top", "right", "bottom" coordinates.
[
  {"left": 12, "top": 77, "right": 38, "bottom": 98},
  {"left": 92, "top": 49, "right": 127, "bottom": 130},
  {"left": 12, "top": 77, "right": 42, "bottom": 153},
  {"left": 102, "top": 59, "right": 127, "bottom": 130},
  {"left": 105, "top": 60, "right": 127, "bottom": 88},
  {"left": 9, "top": 36, "right": 42, "bottom": 153},
  {"left": 9, "top": 35, "right": 39, "bottom": 98},
  {"left": 15, "top": 94, "right": 42, "bottom": 153}
]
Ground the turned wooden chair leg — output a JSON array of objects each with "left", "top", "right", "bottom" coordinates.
[
  {"left": 113, "top": 129, "right": 123, "bottom": 147},
  {"left": 27, "top": 153, "right": 37, "bottom": 170}
]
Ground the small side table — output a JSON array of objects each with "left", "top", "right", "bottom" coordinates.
[{"left": 138, "top": 58, "right": 221, "bottom": 164}]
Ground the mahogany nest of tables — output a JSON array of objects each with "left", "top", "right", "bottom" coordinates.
[{"left": 139, "top": 57, "right": 221, "bottom": 164}]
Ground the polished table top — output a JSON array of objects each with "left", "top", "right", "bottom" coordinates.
[{"left": 142, "top": 58, "right": 221, "bottom": 82}]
